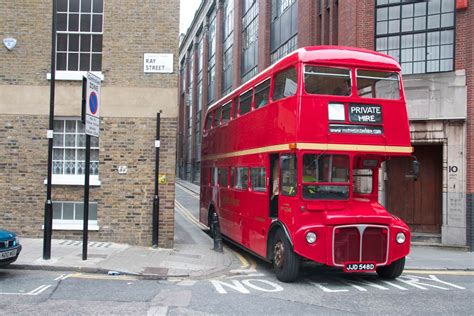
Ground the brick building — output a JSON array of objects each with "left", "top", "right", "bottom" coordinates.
[
  {"left": 1, "top": 0, "right": 179, "bottom": 248},
  {"left": 177, "top": 0, "right": 473, "bottom": 249}
]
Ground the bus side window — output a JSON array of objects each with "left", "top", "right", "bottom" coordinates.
[
  {"left": 219, "top": 167, "right": 228, "bottom": 187},
  {"left": 280, "top": 154, "right": 297, "bottom": 196},
  {"left": 232, "top": 97, "right": 239, "bottom": 119},
  {"left": 273, "top": 67, "right": 297, "bottom": 101},
  {"left": 233, "top": 167, "right": 249, "bottom": 190},
  {"left": 221, "top": 102, "right": 232, "bottom": 123},
  {"left": 254, "top": 79, "right": 271, "bottom": 109},
  {"left": 250, "top": 167, "right": 266, "bottom": 192},
  {"left": 239, "top": 90, "right": 253, "bottom": 115},
  {"left": 205, "top": 111, "right": 214, "bottom": 130},
  {"left": 214, "top": 107, "right": 222, "bottom": 127}
]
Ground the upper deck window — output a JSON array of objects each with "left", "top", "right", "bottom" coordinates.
[
  {"left": 254, "top": 79, "right": 270, "bottom": 109},
  {"left": 304, "top": 66, "right": 351, "bottom": 96},
  {"left": 357, "top": 70, "right": 400, "bottom": 100},
  {"left": 205, "top": 112, "right": 213, "bottom": 130},
  {"left": 239, "top": 90, "right": 253, "bottom": 115},
  {"left": 273, "top": 67, "right": 298, "bottom": 101},
  {"left": 214, "top": 107, "right": 222, "bottom": 127},
  {"left": 221, "top": 102, "right": 232, "bottom": 123},
  {"left": 302, "top": 154, "right": 350, "bottom": 200}
]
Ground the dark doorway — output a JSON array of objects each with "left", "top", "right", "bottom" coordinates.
[
  {"left": 269, "top": 154, "right": 279, "bottom": 218},
  {"left": 386, "top": 145, "right": 442, "bottom": 233}
]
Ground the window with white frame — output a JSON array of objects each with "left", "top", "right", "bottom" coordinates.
[
  {"left": 56, "top": 0, "right": 104, "bottom": 72},
  {"left": 53, "top": 119, "right": 99, "bottom": 177},
  {"left": 53, "top": 201, "right": 99, "bottom": 230}
]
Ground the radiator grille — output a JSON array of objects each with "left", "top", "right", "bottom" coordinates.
[{"left": 333, "top": 225, "right": 388, "bottom": 266}]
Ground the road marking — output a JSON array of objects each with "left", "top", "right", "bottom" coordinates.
[
  {"left": 408, "top": 274, "right": 466, "bottom": 290},
  {"left": 404, "top": 270, "right": 474, "bottom": 276},
  {"left": 175, "top": 200, "right": 208, "bottom": 230},
  {"left": 312, "top": 281, "right": 349, "bottom": 293},
  {"left": 54, "top": 274, "right": 72, "bottom": 281},
  {"left": 381, "top": 280, "right": 408, "bottom": 290},
  {"left": 176, "top": 183, "right": 199, "bottom": 199},
  {"left": 28, "top": 285, "right": 52, "bottom": 296},
  {"left": 241, "top": 279, "right": 283, "bottom": 292}
]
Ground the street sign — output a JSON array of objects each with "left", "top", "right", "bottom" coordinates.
[{"left": 85, "top": 72, "right": 101, "bottom": 137}]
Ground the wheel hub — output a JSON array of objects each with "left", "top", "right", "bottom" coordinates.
[{"left": 274, "top": 241, "right": 285, "bottom": 268}]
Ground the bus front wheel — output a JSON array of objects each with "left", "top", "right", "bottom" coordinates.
[
  {"left": 272, "top": 229, "right": 300, "bottom": 282},
  {"left": 376, "top": 257, "right": 405, "bottom": 279}
]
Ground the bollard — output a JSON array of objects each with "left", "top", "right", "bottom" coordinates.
[{"left": 212, "top": 213, "right": 223, "bottom": 253}]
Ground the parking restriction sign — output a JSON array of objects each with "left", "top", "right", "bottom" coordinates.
[{"left": 85, "top": 72, "right": 101, "bottom": 137}]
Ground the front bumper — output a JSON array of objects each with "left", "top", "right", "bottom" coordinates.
[
  {"left": 0, "top": 245, "right": 22, "bottom": 266},
  {"left": 293, "top": 224, "right": 410, "bottom": 268}
]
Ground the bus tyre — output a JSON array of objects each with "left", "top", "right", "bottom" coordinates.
[
  {"left": 272, "top": 229, "right": 300, "bottom": 283},
  {"left": 376, "top": 257, "right": 405, "bottom": 279}
]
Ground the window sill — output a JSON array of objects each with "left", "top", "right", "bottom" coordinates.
[
  {"left": 44, "top": 175, "right": 101, "bottom": 186},
  {"left": 43, "top": 221, "right": 99, "bottom": 231},
  {"left": 47, "top": 71, "right": 104, "bottom": 81}
]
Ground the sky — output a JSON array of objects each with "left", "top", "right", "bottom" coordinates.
[{"left": 180, "top": 0, "right": 202, "bottom": 34}]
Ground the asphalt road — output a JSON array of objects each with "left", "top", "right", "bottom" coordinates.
[{"left": 0, "top": 185, "right": 471, "bottom": 315}]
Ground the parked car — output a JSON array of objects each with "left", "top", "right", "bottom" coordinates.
[{"left": 0, "top": 229, "right": 21, "bottom": 266}]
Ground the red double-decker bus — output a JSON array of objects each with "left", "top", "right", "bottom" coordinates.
[{"left": 200, "top": 46, "right": 413, "bottom": 282}]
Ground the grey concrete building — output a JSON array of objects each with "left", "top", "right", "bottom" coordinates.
[{"left": 177, "top": 0, "right": 473, "bottom": 249}]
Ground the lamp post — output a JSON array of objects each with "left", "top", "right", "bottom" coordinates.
[{"left": 43, "top": 0, "right": 57, "bottom": 260}]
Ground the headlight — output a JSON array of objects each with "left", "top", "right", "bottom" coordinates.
[
  {"left": 14, "top": 236, "right": 20, "bottom": 246},
  {"left": 306, "top": 232, "right": 317, "bottom": 244},
  {"left": 396, "top": 232, "right": 406, "bottom": 244}
]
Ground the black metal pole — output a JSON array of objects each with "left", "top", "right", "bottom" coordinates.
[
  {"left": 152, "top": 112, "right": 161, "bottom": 248},
  {"left": 43, "top": 0, "right": 57, "bottom": 260},
  {"left": 82, "top": 134, "right": 91, "bottom": 260}
]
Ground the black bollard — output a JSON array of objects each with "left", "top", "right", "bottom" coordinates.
[{"left": 213, "top": 213, "right": 223, "bottom": 253}]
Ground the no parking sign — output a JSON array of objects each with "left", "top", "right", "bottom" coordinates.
[{"left": 85, "top": 72, "right": 101, "bottom": 137}]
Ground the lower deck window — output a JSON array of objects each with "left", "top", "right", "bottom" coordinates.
[{"left": 250, "top": 167, "right": 266, "bottom": 192}]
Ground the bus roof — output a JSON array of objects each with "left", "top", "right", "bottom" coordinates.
[{"left": 207, "top": 46, "right": 401, "bottom": 113}]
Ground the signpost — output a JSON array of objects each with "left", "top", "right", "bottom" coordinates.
[{"left": 82, "top": 72, "right": 101, "bottom": 260}]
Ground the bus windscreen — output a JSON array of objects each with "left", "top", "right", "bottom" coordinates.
[{"left": 356, "top": 70, "right": 400, "bottom": 100}]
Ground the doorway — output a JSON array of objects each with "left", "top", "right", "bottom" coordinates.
[{"left": 386, "top": 145, "right": 442, "bottom": 233}]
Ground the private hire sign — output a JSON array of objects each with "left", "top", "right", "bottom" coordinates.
[{"left": 144, "top": 53, "right": 173, "bottom": 73}]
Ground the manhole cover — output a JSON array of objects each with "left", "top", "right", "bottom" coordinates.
[{"left": 142, "top": 267, "right": 169, "bottom": 276}]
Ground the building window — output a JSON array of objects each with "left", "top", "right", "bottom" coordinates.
[
  {"left": 52, "top": 201, "right": 99, "bottom": 230},
  {"left": 270, "top": 0, "right": 298, "bottom": 64},
  {"left": 208, "top": 10, "right": 217, "bottom": 104},
  {"left": 56, "top": 0, "right": 104, "bottom": 72},
  {"left": 241, "top": 0, "right": 259, "bottom": 83},
  {"left": 375, "top": 0, "right": 455, "bottom": 74},
  {"left": 53, "top": 119, "right": 99, "bottom": 177},
  {"left": 222, "top": 0, "right": 234, "bottom": 95}
]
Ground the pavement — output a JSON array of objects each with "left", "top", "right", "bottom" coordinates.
[{"left": 6, "top": 179, "right": 474, "bottom": 278}]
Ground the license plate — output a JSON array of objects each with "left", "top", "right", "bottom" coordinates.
[
  {"left": 0, "top": 249, "right": 17, "bottom": 259},
  {"left": 344, "top": 262, "right": 376, "bottom": 273}
]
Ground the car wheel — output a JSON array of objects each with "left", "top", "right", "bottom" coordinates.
[
  {"left": 376, "top": 257, "right": 405, "bottom": 279},
  {"left": 272, "top": 229, "right": 300, "bottom": 283}
]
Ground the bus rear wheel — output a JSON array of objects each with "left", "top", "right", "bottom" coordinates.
[
  {"left": 272, "top": 229, "right": 300, "bottom": 283},
  {"left": 376, "top": 257, "right": 405, "bottom": 279}
]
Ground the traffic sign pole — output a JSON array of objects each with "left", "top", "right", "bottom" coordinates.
[{"left": 82, "top": 133, "right": 91, "bottom": 260}]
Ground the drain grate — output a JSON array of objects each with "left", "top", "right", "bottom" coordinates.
[{"left": 59, "top": 240, "right": 112, "bottom": 248}]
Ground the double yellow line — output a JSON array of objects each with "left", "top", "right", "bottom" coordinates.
[{"left": 175, "top": 200, "right": 207, "bottom": 230}]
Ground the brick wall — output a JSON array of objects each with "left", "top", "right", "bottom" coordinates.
[
  {"left": 455, "top": 5, "right": 473, "bottom": 249},
  {"left": 0, "top": 115, "right": 176, "bottom": 248}
]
